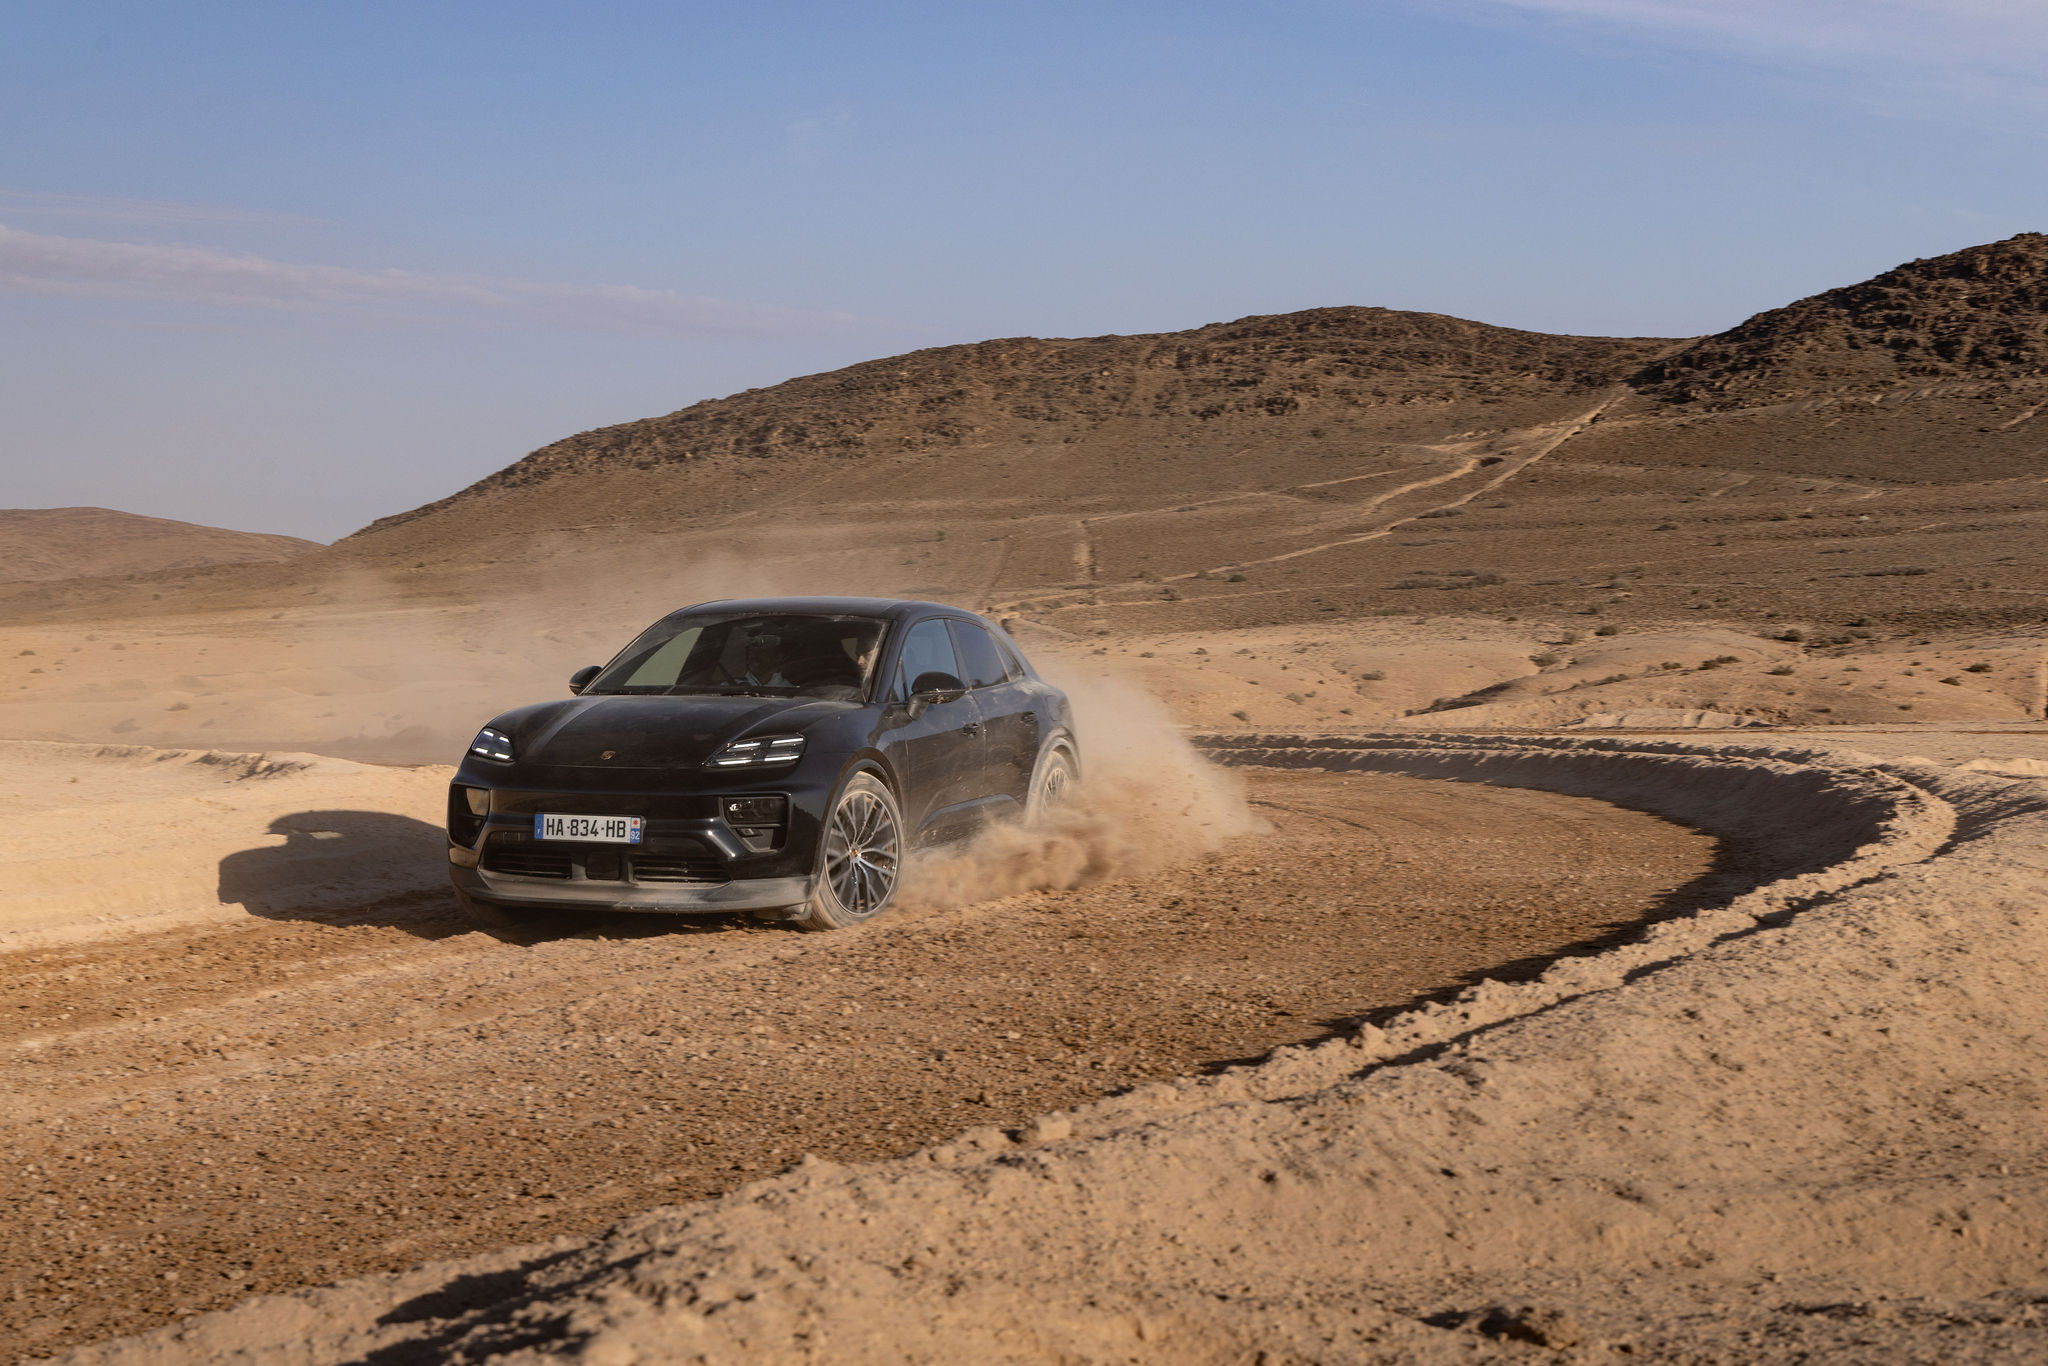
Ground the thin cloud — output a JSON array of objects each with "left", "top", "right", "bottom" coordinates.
[
  {"left": 0, "top": 224, "right": 882, "bottom": 338},
  {"left": 0, "top": 188, "right": 317, "bottom": 227},
  {"left": 1476, "top": 0, "right": 2048, "bottom": 110}
]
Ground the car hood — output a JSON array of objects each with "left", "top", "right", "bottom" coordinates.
[{"left": 502, "top": 694, "right": 841, "bottom": 769}]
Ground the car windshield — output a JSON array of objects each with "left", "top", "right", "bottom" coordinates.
[{"left": 585, "top": 613, "right": 886, "bottom": 701}]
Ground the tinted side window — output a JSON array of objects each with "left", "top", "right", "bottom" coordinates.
[
  {"left": 897, "top": 619, "right": 961, "bottom": 693},
  {"left": 949, "top": 620, "right": 1009, "bottom": 689},
  {"left": 991, "top": 628, "right": 1027, "bottom": 680}
]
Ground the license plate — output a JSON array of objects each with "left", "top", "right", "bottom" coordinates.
[{"left": 535, "top": 813, "right": 643, "bottom": 843}]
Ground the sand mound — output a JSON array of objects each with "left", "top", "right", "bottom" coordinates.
[
  {"left": 0, "top": 741, "right": 449, "bottom": 949},
  {"left": 63, "top": 734, "right": 2048, "bottom": 1363},
  {"left": 1566, "top": 708, "right": 1766, "bottom": 728}
]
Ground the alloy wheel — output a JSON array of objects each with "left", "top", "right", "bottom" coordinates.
[{"left": 824, "top": 787, "right": 900, "bottom": 917}]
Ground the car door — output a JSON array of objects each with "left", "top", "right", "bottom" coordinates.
[
  {"left": 886, "top": 617, "right": 986, "bottom": 839},
  {"left": 947, "top": 618, "right": 1040, "bottom": 810}
]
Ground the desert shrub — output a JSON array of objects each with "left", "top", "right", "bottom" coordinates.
[
  {"left": 1358, "top": 670, "right": 1386, "bottom": 681},
  {"left": 1559, "top": 632, "right": 1582, "bottom": 645},
  {"left": 1594, "top": 673, "right": 1629, "bottom": 686},
  {"left": 1593, "top": 624, "right": 1619, "bottom": 636},
  {"left": 1864, "top": 567, "right": 1930, "bottom": 577},
  {"left": 1227, "top": 573, "right": 1248, "bottom": 583},
  {"left": 1939, "top": 677, "right": 1962, "bottom": 686},
  {"left": 1698, "top": 655, "right": 1741, "bottom": 670},
  {"left": 1660, "top": 661, "right": 1682, "bottom": 670},
  {"left": 1230, "top": 709, "right": 1249, "bottom": 722},
  {"left": 1965, "top": 662, "right": 1992, "bottom": 673},
  {"left": 1653, "top": 522, "right": 1677, "bottom": 531},
  {"left": 1416, "top": 507, "right": 1463, "bottom": 519},
  {"left": 1393, "top": 578, "right": 1439, "bottom": 590},
  {"left": 1530, "top": 652, "right": 1560, "bottom": 667},
  {"left": 1766, "top": 665, "right": 1795, "bottom": 676},
  {"left": 1775, "top": 628, "right": 1805, "bottom": 642}
]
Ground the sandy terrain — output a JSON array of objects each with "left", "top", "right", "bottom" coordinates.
[
  {"left": 2, "top": 746, "right": 1720, "bottom": 1358},
  {"left": 21, "top": 726, "right": 2045, "bottom": 1364}
]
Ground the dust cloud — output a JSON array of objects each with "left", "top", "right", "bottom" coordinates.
[{"left": 903, "top": 663, "right": 1260, "bottom": 908}]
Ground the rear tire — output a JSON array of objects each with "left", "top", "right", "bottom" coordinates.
[
  {"left": 1024, "top": 746, "right": 1078, "bottom": 826},
  {"left": 794, "top": 773, "right": 903, "bottom": 931}
]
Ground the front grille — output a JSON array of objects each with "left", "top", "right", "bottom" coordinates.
[
  {"left": 631, "top": 853, "right": 728, "bottom": 885},
  {"left": 480, "top": 831, "right": 572, "bottom": 879}
]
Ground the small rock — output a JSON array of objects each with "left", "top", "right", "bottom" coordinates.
[
  {"left": 1478, "top": 1305, "right": 1583, "bottom": 1349},
  {"left": 578, "top": 1332, "right": 639, "bottom": 1366},
  {"left": 1027, "top": 1115, "right": 1073, "bottom": 1143}
]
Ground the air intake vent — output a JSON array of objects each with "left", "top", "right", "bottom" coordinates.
[
  {"left": 481, "top": 831, "right": 572, "bottom": 880},
  {"left": 631, "top": 843, "right": 727, "bottom": 884}
]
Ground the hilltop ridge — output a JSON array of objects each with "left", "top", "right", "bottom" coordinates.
[{"left": 0, "top": 507, "right": 320, "bottom": 585}]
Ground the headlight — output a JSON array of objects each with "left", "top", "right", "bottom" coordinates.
[
  {"left": 469, "top": 727, "right": 514, "bottom": 762},
  {"left": 707, "top": 734, "right": 805, "bottom": 768}
]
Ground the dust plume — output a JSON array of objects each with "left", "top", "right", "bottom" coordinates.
[{"left": 903, "top": 663, "right": 1260, "bottom": 908}]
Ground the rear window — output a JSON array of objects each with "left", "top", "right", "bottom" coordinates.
[{"left": 948, "top": 619, "right": 1010, "bottom": 689}]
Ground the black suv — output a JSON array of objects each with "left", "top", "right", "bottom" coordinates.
[{"left": 448, "top": 598, "right": 1077, "bottom": 930}]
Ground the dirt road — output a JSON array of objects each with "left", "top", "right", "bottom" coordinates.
[{"left": 2, "top": 769, "right": 1716, "bottom": 1358}]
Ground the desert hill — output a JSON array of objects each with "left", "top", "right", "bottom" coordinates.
[
  {"left": 345, "top": 235, "right": 2048, "bottom": 561},
  {"left": 1572, "top": 232, "right": 2048, "bottom": 484},
  {"left": 1632, "top": 232, "right": 2048, "bottom": 406},
  {"left": 0, "top": 236, "right": 2041, "bottom": 743},
  {"left": 0, "top": 507, "right": 320, "bottom": 585},
  {"left": 351, "top": 307, "right": 1678, "bottom": 545}
]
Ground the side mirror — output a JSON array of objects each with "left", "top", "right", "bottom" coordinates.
[
  {"left": 568, "top": 664, "right": 601, "bottom": 695},
  {"left": 906, "top": 670, "right": 967, "bottom": 718}
]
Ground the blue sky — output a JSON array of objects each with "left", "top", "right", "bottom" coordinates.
[{"left": 3, "top": 0, "right": 2044, "bottom": 540}]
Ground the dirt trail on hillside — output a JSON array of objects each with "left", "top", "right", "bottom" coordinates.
[{"left": 0, "top": 770, "right": 1718, "bottom": 1358}]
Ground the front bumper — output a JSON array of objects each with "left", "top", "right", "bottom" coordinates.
[
  {"left": 450, "top": 858, "right": 813, "bottom": 914},
  {"left": 445, "top": 761, "right": 833, "bottom": 916}
]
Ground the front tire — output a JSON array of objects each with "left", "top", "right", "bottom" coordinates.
[{"left": 794, "top": 772, "right": 903, "bottom": 931}]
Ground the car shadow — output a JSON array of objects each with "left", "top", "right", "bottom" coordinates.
[
  {"left": 217, "top": 811, "right": 775, "bottom": 944},
  {"left": 217, "top": 811, "right": 476, "bottom": 938}
]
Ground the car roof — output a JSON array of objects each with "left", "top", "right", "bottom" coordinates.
[{"left": 664, "top": 597, "right": 974, "bottom": 623}]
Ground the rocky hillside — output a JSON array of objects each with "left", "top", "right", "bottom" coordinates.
[
  {"left": 353, "top": 307, "right": 1676, "bottom": 539},
  {"left": 1631, "top": 233, "right": 2048, "bottom": 407},
  {"left": 0, "top": 508, "right": 320, "bottom": 584}
]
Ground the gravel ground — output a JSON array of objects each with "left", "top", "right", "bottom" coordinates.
[{"left": 0, "top": 769, "right": 1716, "bottom": 1358}]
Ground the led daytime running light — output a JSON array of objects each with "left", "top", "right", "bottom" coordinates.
[
  {"left": 469, "top": 727, "right": 514, "bottom": 762},
  {"left": 708, "top": 734, "right": 806, "bottom": 768}
]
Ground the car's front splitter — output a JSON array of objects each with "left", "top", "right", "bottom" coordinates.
[{"left": 451, "top": 861, "right": 813, "bottom": 915}]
